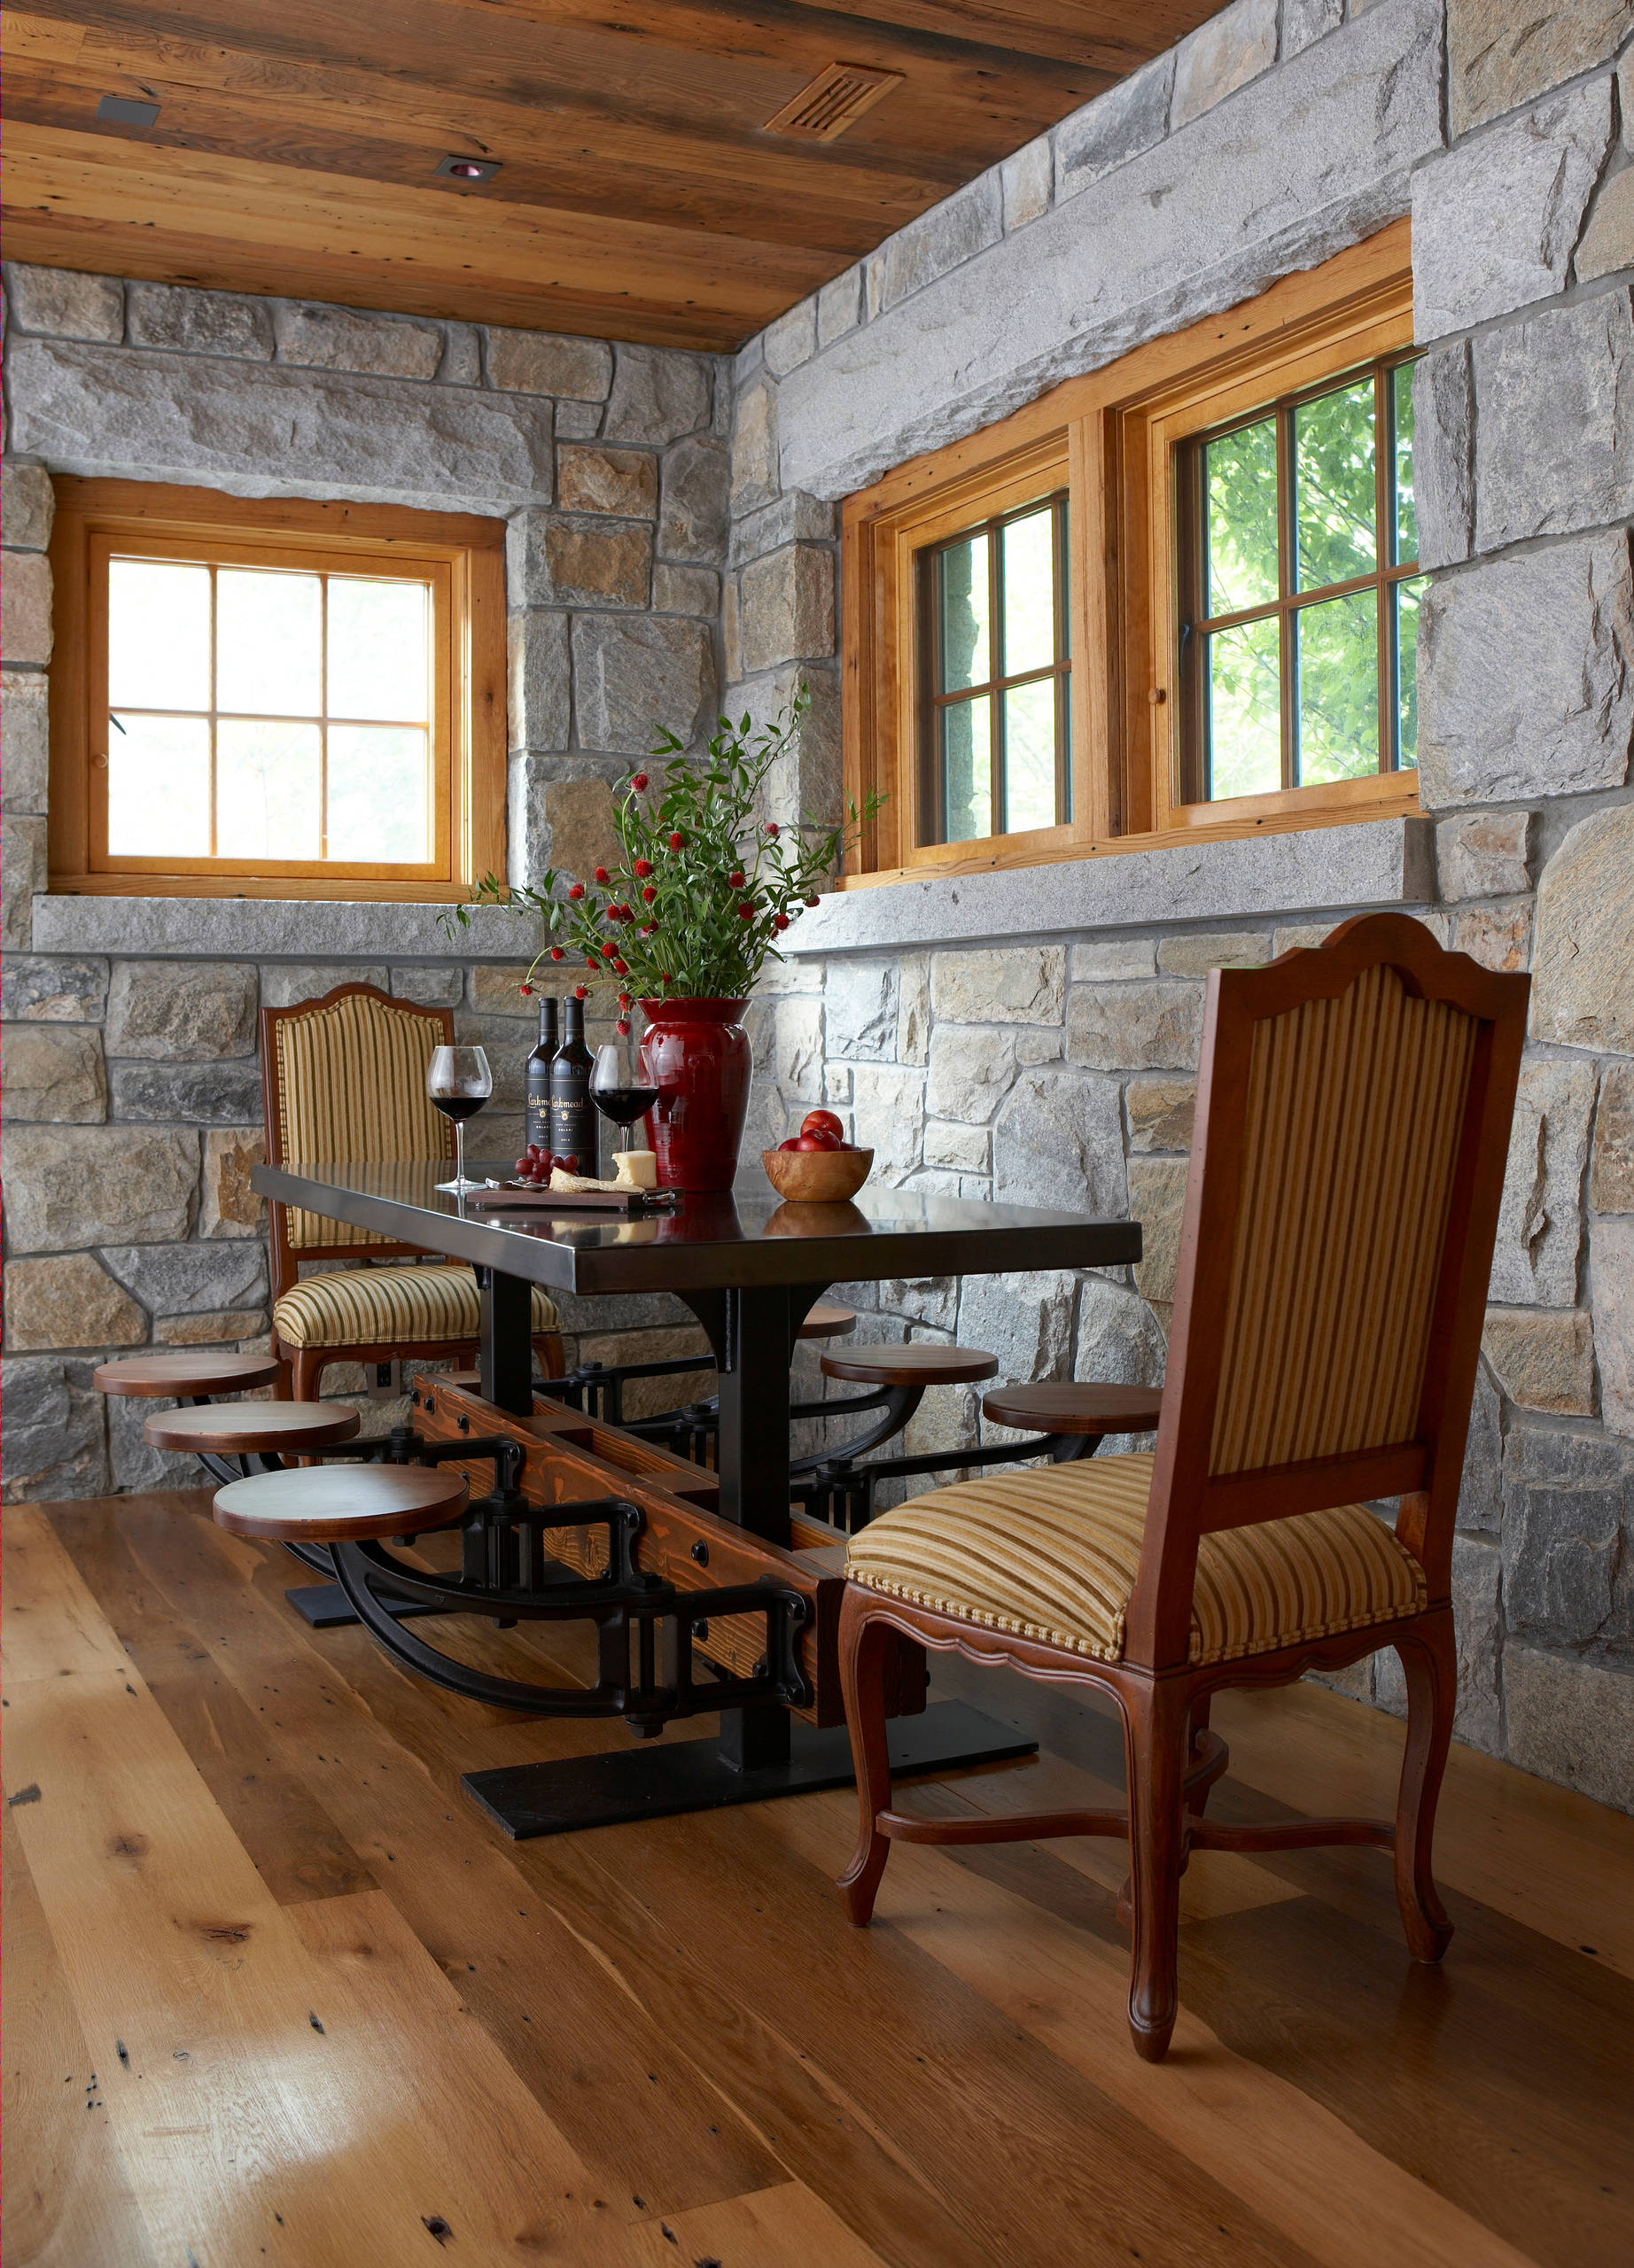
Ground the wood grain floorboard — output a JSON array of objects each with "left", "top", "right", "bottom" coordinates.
[{"left": 12, "top": 1491, "right": 1633, "bottom": 2268}]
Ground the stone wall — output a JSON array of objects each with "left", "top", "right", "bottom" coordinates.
[
  {"left": 1, "top": 272, "right": 728, "bottom": 1488},
  {"left": 728, "top": 0, "right": 1634, "bottom": 1813}
]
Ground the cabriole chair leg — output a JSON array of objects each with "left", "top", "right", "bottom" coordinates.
[
  {"left": 1122, "top": 1677, "right": 1190, "bottom": 2063},
  {"left": 1392, "top": 1604, "right": 1456, "bottom": 1963},
  {"left": 836, "top": 1588, "right": 897, "bottom": 1926}
]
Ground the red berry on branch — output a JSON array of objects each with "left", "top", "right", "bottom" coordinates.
[
  {"left": 737, "top": 903, "right": 755, "bottom": 921},
  {"left": 574, "top": 985, "right": 587, "bottom": 1000},
  {"left": 669, "top": 830, "right": 686, "bottom": 850},
  {"left": 567, "top": 882, "right": 585, "bottom": 900},
  {"left": 773, "top": 913, "right": 790, "bottom": 932},
  {"left": 631, "top": 773, "right": 650, "bottom": 791},
  {"left": 549, "top": 945, "right": 564, "bottom": 961},
  {"left": 617, "top": 1018, "right": 631, "bottom": 1036},
  {"left": 518, "top": 983, "right": 533, "bottom": 995},
  {"left": 659, "top": 972, "right": 672, "bottom": 984},
  {"left": 729, "top": 870, "right": 745, "bottom": 888},
  {"left": 766, "top": 821, "right": 779, "bottom": 837},
  {"left": 619, "top": 991, "right": 632, "bottom": 1007},
  {"left": 601, "top": 942, "right": 617, "bottom": 959},
  {"left": 642, "top": 885, "right": 657, "bottom": 903},
  {"left": 586, "top": 955, "right": 598, "bottom": 969},
  {"left": 641, "top": 924, "right": 656, "bottom": 936},
  {"left": 613, "top": 958, "right": 627, "bottom": 975},
  {"left": 805, "top": 894, "right": 820, "bottom": 907},
  {"left": 633, "top": 858, "right": 653, "bottom": 878},
  {"left": 594, "top": 866, "right": 611, "bottom": 884}
]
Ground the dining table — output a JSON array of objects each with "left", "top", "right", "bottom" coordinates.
[{"left": 252, "top": 1154, "right": 1143, "bottom": 1836}]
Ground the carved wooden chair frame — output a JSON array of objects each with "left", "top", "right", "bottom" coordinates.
[
  {"left": 837, "top": 913, "right": 1530, "bottom": 2060},
  {"left": 261, "top": 980, "right": 564, "bottom": 1400}
]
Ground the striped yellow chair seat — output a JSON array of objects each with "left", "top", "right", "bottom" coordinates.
[
  {"left": 845, "top": 1451, "right": 1426, "bottom": 1668},
  {"left": 273, "top": 1264, "right": 559, "bottom": 1352}
]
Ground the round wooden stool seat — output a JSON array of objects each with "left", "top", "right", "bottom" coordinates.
[
  {"left": 144, "top": 1401, "right": 362, "bottom": 1455},
  {"left": 798, "top": 1302, "right": 857, "bottom": 1341},
  {"left": 93, "top": 1350, "right": 282, "bottom": 1400},
  {"left": 982, "top": 1381, "right": 1164, "bottom": 1436},
  {"left": 820, "top": 1343, "right": 999, "bottom": 1388},
  {"left": 214, "top": 1464, "right": 469, "bottom": 1542}
]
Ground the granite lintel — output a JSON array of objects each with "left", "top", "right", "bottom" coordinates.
[
  {"left": 29, "top": 895, "right": 526, "bottom": 960},
  {"left": 782, "top": 817, "right": 1435, "bottom": 958}
]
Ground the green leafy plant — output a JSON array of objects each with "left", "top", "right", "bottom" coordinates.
[{"left": 441, "top": 690, "right": 881, "bottom": 1032}]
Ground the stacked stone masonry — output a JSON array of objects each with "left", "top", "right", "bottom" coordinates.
[
  {"left": 3, "top": 0, "right": 1632, "bottom": 1812},
  {"left": 1, "top": 272, "right": 726, "bottom": 1487},
  {"left": 726, "top": 0, "right": 1634, "bottom": 1815}
]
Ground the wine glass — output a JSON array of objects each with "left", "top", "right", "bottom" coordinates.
[
  {"left": 590, "top": 1034, "right": 658, "bottom": 1159},
  {"left": 427, "top": 1045, "right": 493, "bottom": 1193}
]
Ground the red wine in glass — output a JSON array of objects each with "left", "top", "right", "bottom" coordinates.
[
  {"left": 590, "top": 1040, "right": 657, "bottom": 1157},
  {"left": 428, "top": 1045, "right": 493, "bottom": 1192}
]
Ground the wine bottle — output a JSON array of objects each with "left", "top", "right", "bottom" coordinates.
[
  {"left": 525, "top": 996, "right": 558, "bottom": 1154},
  {"left": 549, "top": 995, "right": 596, "bottom": 1174}
]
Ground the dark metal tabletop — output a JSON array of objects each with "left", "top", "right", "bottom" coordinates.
[{"left": 252, "top": 1158, "right": 1142, "bottom": 1293}]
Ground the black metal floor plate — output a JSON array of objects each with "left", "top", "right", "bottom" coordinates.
[{"left": 460, "top": 1700, "right": 1037, "bottom": 1840}]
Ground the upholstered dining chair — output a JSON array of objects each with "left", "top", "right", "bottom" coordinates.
[
  {"left": 836, "top": 914, "right": 1529, "bottom": 2061},
  {"left": 262, "top": 983, "right": 564, "bottom": 1400}
]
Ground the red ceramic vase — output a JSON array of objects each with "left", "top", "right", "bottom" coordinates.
[{"left": 638, "top": 998, "right": 751, "bottom": 1192}]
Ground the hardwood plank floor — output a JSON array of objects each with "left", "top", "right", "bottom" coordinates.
[{"left": 5, "top": 1490, "right": 1632, "bottom": 2268}]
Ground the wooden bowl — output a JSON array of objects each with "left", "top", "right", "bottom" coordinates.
[{"left": 761, "top": 1146, "right": 873, "bottom": 1202}]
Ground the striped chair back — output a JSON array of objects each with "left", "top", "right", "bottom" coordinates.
[
  {"left": 1129, "top": 914, "right": 1528, "bottom": 1669},
  {"left": 262, "top": 985, "right": 454, "bottom": 1254}
]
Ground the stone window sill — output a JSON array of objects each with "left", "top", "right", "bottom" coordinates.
[
  {"left": 30, "top": 894, "right": 522, "bottom": 960},
  {"left": 782, "top": 816, "right": 1435, "bottom": 958}
]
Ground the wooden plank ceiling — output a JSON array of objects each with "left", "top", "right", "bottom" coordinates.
[{"left": 2, "top": 1, "right": 1225, "bottom": 351}]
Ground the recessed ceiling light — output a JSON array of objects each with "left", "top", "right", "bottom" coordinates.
[
  {"left": 97, "top": 93, "right": 160, "bottom": 128},
  {"left": 434, "top": 155, "right": 501, "bottom": 183}
]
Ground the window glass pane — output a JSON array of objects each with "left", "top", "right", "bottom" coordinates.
[
  {"left": 216, "top": 569, "right": 322, "bottom": 715},
  {"left": 107, "top": 713, "right": 210, "bottom": 854},
  {"left": 1203, "top": 416, "right": 1279, "bottom": 617},
  {"left": 1391, "top": 361, "right": 1418, "bottom": 565},
  {"left": 1205, "top": 617, "right": 1280, "bottom": 799},
  {"left": 938, "top": 534, "right": 991, "bottom": 693},
  {"left": 108, "top": 560, "right": 211, "bottom": 711},
  {"left": 1293, "top": 378, "right": 1375, "bottom": 591},
  {"left": 328, "top": 578, "right": 430, "bottom": 723},
  {"left": 216, "top": 719, "right": 321, "bottom": 859},
  {"left": 1395, "top": 576, "right": 1425, "bottom": 771},
  {"left": 940, "top": 696, "right": 992, "bottom": 842},
  {"left": 1002, "top": 680, "right": 1057, "bottom": 833},
  {"left": 1295, "top": 588, "right": 1379, "bottom": 782},
  {"left": 327, "top": 726, "right": 431, "bottom": 860},
  {"left": 1000, "top": 508, "right": 1054, "bottom": 677}
]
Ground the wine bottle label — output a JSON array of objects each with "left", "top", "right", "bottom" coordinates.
[
  {"left": 549, "top": 1081, "right": 597, "bottom": 1175},
  {"left": 525, "top": 1075, "right": 552, "bottom": 1154}
]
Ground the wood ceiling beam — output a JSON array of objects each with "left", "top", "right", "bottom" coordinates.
[
  {"left": 5, "top": 124, "right": 831, "bottom": 345},
  {"left": 4, "top": 15, "right": 964, "bottom": 251}
]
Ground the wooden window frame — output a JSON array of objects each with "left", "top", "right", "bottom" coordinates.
[
  {"left": 47, "top": 478, "right": 507, "bottom": 902},
  {"left": 841, "top": 221, "right": 1416, "bottom": 889}
]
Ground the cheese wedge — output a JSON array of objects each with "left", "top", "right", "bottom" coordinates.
[
  {"left": 548, "top": 1167, "right": 623, "bottom": 1192},
  {"left": 613, "top": 1149, "right": 658, "bottom": 1191}
]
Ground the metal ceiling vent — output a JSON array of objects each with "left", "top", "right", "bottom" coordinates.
[{"left": 764, "top": 62, "right": 903, "bottom": 143}]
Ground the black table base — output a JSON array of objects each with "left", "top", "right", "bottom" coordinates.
[
  {"left": 461, "top": 1698, "right": 1037, "bottom": 1840},
  {"left": 284, "top": 1580, "right": 454, "bottom": 1630}
]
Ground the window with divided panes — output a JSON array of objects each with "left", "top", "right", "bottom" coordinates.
[
  {"left": 105, "top": 553, "right": 436, "bottom": 864},
  {"left": 919, "top": 493, "right": 1070, "bottom": 846},
  {"left": 47, "top": 481, "right": 506, "bottom": 901},
  {"left": 1175, "top": 352, "right": 1425, "bottom": 802}
]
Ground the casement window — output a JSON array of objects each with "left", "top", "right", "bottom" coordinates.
[
  {"left": 842, "top": 222, "right": 1418, "bottom": 884},
  {"left": 47, "top": 480, "right": 506, "bottom": 901}
]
